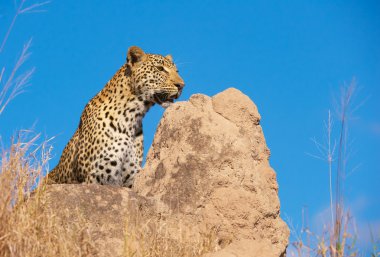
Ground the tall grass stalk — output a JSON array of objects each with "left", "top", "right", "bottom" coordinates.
[
  {"left": 0, "top": 0, "right": 50, "bottom": 53},
  {"left": 292, "top": 79, "right": 361, "bottom": 257},
  {"left": 0, "top": 0, "right": 49, "bottom": 115},
  {"left": 308, "top": 111, "right": 336, "bottom": 227},
  {"left": 332, "top": 80, "right": 359, "bottom": 257},
  {"left": 327, "top": 110, "right": 334, "bottom": 227}
]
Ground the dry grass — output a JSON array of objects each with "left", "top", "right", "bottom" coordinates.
[
  {"left": 0, "top": 133, "right": 97, "bottom": 257},
  {"left": 123, "top": 214, "right": 218, "bottom": 257},
  {"left": 0, "top": 0, "right": 50, "bottom": 115},
  {"left": 0, "top": 133, "right": 217, "bottom": 257},
  {"left": 123, "top": 185, "right": 219, "bottom": 257},
  {"left": 290, "top": 80, "right": 378, "bottom": 257},
  {"left": 0, "top": 2, "right": 99, "bottom": 255},
  {"left": 288, "top": 210, "right": 359, "bottom": 257}
]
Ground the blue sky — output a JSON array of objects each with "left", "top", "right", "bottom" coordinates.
[{"left": 1, "top": 0, "right": 379, "bottom": 251}]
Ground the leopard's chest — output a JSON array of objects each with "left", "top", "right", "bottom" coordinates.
[{"left": 101, "top": 99, "right": 147, "bottom": 137}]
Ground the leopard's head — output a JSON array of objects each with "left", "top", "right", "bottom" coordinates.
[{"left": 126, "top": 46, "right": 185, "bottom": 107}]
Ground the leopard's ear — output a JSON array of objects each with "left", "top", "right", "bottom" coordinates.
[
  {"left": 127, "top": 46, "right": 145, "bottom": 65},
  {"left": 165, "top": 54, "right": 173, "bottom": 62}
]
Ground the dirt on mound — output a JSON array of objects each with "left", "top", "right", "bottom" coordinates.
[{"left": 39, "top": 88, "right": 289, "bottom": 257}]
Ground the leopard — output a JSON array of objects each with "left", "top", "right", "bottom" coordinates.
[{"left": 46, "top": 46, "right": 185, "bottom": 187}]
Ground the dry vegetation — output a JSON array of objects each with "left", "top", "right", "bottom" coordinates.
[
  {"left": 0, "top": 1, "right": 96, "bottom": 256},
  {"left": 0, "top": 0, "right": 50, "bottom": 115},
  {"left": 123, "top": 215, "right": 217, "bottom": 257},
  {"left": 0, "top": 133, "right": 97, "bottom": 257},
  {"left": 0, "top": 135, "right": 216, "bottom": 257},
  {"left": 289, "top": 81, "right": 379, "bottom": 257}
]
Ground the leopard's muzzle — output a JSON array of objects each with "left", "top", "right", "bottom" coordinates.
[{"left": 154, "top": 83, "right": 184, "bottom": 108}]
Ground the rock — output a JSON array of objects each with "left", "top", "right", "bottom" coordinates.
[
  {"left": 40, "top": 88, "right": 289, "bottom": 257},
  {"left": 134, "top": 88, "right": 289, "bottom": 256},
  {"left": 203, "top": 239, "right": 277, "bottom": 257},
  {"left": 39, "top": 184, "right": 156, "bottom": 257}
]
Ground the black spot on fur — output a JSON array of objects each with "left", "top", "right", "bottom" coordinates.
[
  {"left": 123, "top": 174, "right": 130, "bottom": 183},
  {"left": 110, "top": 121, "right": 117, "bottom": 131}
]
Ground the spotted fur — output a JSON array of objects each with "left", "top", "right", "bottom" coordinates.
[{"left": 46, "top": 46, "right": 185, "bottom": 187}]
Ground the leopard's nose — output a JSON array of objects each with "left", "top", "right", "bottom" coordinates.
[{"left": 175, "top": 82, "right": 184, "bottom": 89}]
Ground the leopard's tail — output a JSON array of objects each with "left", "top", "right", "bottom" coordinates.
[{"left": 43, "top": 123, "right": 81, "bottom": 185}]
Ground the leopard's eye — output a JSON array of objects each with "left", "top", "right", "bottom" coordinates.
[{"left": 156, "top": 66, "right": 164, "bottom": 71}]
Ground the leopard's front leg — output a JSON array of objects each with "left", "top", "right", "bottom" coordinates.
[{"left": 121, "top": 130, "right": 143, "bottom": 188}]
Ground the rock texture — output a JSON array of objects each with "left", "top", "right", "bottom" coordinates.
[
  {"left": 41, "top": 88, "right": 289, "bottom": 257},
  {"left": 135, "top": 88, "right": 289, "bottom": 256},
  {"left": 40, "top": 184, "right": 151, "bottom": 257}
]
